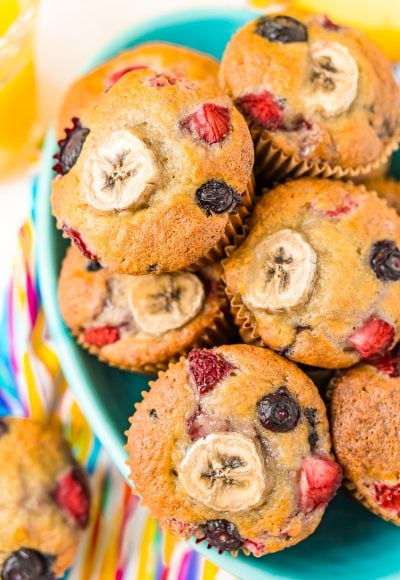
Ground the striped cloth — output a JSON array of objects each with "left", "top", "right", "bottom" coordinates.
[{"left": 0, "top": 182, "right": 236, "bottom": 580}]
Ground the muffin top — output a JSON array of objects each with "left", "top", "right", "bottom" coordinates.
[
  {"left": 219, "top": 9, "right": 400, "bottom": 170},
  {"left": 58, "top": 246, "right": 229, "bottom": 372},
  {"left": 330, "top": 364, "right": 400, "bottom": 523},
  {"left": 51, "top": 69, "right": 254, "bottom": 275},
  {"left": 367, "top": 177, "right": 400, "bottom": 214},
  {"left": 126, "top": 345, "right": 341, "bottom": 556},
  {"left": 0, "top": 418, "right": 90, "bottom": 578},
  {"left": 223, "top": 178, "right": 400, "bottom": 368},
  {"left": 57, "top": 42, "right": 219, "bottom": 136}
]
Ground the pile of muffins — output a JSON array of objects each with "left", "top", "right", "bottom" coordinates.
[{"left": 48, "top": 6, "right": 400, "bottom": 565}]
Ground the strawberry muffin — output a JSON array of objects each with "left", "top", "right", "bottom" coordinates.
[
  {"left": 58, "top": 246, "right": 232, "bottom": 373},
  {"left": 366, "top": 178, "right": 400, "bottom": 214},
  {"left": 52, "top": 68, "right": 254, "bottom": 275},
  {"left": 220, "top": 9, "right": 400, "bottom": 183},
  {"left": 57, "top": 42, "right": 219, "bottom": 136},
  {"left": 223, "top": 178, "right": 400, "bottom": 368},
  {"left": 0, "top": 417, "right": 90, "bottom": 579},
  {"left": 329, "top": 362, "right": 400, "bottom": 525},
  {"left": 126, "top": 345, "right": 341, "bottom": 556}
]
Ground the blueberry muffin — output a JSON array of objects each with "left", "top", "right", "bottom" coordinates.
[
  {"left": 57, "top": 42, "right": 219, "bottom": 137},
  {"left": 223, "top": 178, "right": 400, "bottom": 368},
  {"left": 329, "top": 363, "right": 400, "bottom": 525},
  {"left": 0, "top": 417, "right": 90, "bottom": 579},
  {"left": 219, "top": 9, "right": 400, "bottom": 183},
  {"left": 126, "top": 345, "right": 341, "bottom": 556},
  {"left": 366, "top": 178, "right": 400, "bottom": 214},
  {"left": 52, "top": 68, "right": 254, "bottom": 275},
  {"left": 58, "top": 246, "right": 232, "bottom": 373}
]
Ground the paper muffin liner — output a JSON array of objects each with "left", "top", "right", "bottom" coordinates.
[
  {"left": 76, "top": 274, "right": 234, "bottom": 376},
  {"left": 189, "top": 173, "right": 255, "bottom": 271},
  {"left": 221, "top": 283, "right": 264, "bottom": 348},
  {"left": 250, "top": 123, "right": 400, "bottom": 187}
]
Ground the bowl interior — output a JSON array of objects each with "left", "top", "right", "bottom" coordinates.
[{"left": 36, "top": 8, "right": 400, "bottom": 580}]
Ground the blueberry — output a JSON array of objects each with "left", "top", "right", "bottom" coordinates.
[
  {"left": 195, "top": 180, "right": 242, "bottom": 216},
  {"left": 203, "top": 520, "right": 243, "bottom": 553},
  {"left": 257, "top": 386, "right": 300, "bottom": 432},
  {"left": 1, "top": 549, "right": 55, "bottom": 580},
  {"left": 85, "top": 260, "right": 102, "bottom": 272},
  {"left": 53, "top": 117, "right": 90, "bottom": 176},
  {"left": 370, "top": 240, "right": 400, "bottom": 281},
  {"left": 255, "top": 15, "right": 308, "bottom": 44}
]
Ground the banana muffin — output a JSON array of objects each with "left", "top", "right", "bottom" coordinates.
[
  {"left": 58, "top": 246, "right": 232, "bottom": 373},
  {"left": 223, "top": 178, "right": 400, "bottom": 368},
  {"left": 126, "top": 345, "right": 341, "bottom": 556},
  {"left": 52, "top": 68, "right": 254, "bottom": 275},
  {"left": 57, "top": 42, "right": 219, "bottom": 137},
  {"left": 329, "top": 363, "right": 400, "bottom": 525},
  {"left": 366, "top": 178, "right": 400, "bottom": 214},
  {"left": 0, "top": 417, "right": 90, "bottom": 579},
  {"left": 219, "top": 9, "right": 400, "bottom": 183}
]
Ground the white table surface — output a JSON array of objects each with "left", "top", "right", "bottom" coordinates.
[{"left": 0, "top": 0, "right": 247, "bottom": 303}]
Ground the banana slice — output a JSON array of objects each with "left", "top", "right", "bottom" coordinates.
[
  {"left": 179, "top": 432, "right": 270, "bottom": 512},
  {"left": 245, "top": 229, "right": 317, "bottom": 312},
  {"left": 83, "top": 128, "right": 158, "bottom": 211},
  {"left": 304, "top": 41, "right": 359, "bottom": 118},
  {"left": 128, "top": 272, "right": 205, "bottom": 335}
]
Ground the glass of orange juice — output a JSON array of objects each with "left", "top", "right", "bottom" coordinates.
[{"left": 0, "top": 0, "right": 39, "bottom": 178}]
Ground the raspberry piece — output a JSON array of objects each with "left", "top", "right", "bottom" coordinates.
[
  {"left": 299, "top": 456, "right": 342, "bottom": 513},
  {"left": 181, "top": 103, "right": 231, "bottom": 145},
  {"left": 321, "top": 15, "right": 341, "bottom": 30},
  {"left": 349, "top": 318, "right": 395, "bottom": 359},
  {"left": 62, "top": 225, "right": 98, "bottom": 262},
  {"left": 373, "top": 483, "right": 400, "bottom": 513},
  {"left": 107, "top": 65, "right": 148, "bottom": 88},
  {"left": 54, "top": 466, "right": 90, "bottom": 528},
  {"left": 83, "top": 325, "right": 120, "bottom": 347},
  {"left": 53, "top": 117, "right": 90, "bottom": 175},
  {"left": 187, "top": 348, "right": 232, "bottom": 395},
  {"left": 237, "top": 91, "right": 284, "bottom": 131},
  {"left": 148, "top": 73, "right": 178, "bottom": 87}
]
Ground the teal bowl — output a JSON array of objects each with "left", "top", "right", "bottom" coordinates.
[{"left": 36, "top": 8, "right": 400, "bottom": 580}]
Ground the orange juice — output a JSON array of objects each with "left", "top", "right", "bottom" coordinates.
[{"left": 0, "top": 0, "right": 38, "bottom": 176}]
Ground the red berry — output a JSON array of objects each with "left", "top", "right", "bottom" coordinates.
[
  {"left": 299, "top": 456, "right": 342, "bottom": 513},
  {"left": 321, "top": 15, "right": 341, "bottom": 30},
  {"left": 107, "top": 65, "right": 148, "bottom": 88},
  {"left": 148, "top": 73, "right": 179, "bottom": 87},
  {"left": 370, "top": 343, "right": 400, "bottom": 377},
  {"left": 373, "top": 483, "right": 400, "bottom": 513},
  {"left": 62, "top": 225, "right": 98, "bottom": 262},
  {"left": 163, "top": 518, "right": 198, "bottom": 537},
  {"left": 349, "top": 318, "right": 395, "bottom": 359},
  {"left": 83, "top": 325, "right": 120, "bottom": 347},
  {"left": 244, "top": 539, "right": 267, "bottom": 557},
  {"left": 181, "top": 103, "right": 231, "bottom": 145},
  {"left": 187, "top": 349, "right": 232, "bottom": 395},
  {"left": 323, "top": 194, "right": 359, "bottom": 218},
  {"left": 236, "top": 91, "right": 284, "bottom": 131},
  {"left": 55, "top": 467, "right": 90, "bottom": 528}
]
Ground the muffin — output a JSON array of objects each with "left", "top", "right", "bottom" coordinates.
[
  {"left": 223, "top": 178, "right": 400, "bottom": 368},
  {"left": 0, "top": 417, "right": 90, "bottom": 579},
  {"left": 51, "top": 68, "right": 254, "bottom": 275},
  {"left": 126, "top": 345, "right": 341, "bottom": 556},
  {"left": 366, "top": 178, "right": 400, "bottom": 214},
  {"left": 58, "top": 245, "right": 232, "bottom": 373},
  {"left": 329, "top": 362, "right": 400, "bottom": 525},
  {"left": 57, "top": 42, "right": 219, "bottom": 136},
  {"left": 219, "top": 9, "right": 400, "bottom": 183}
]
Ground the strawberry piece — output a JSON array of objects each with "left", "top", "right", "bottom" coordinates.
[
  {"left": 321, "top": 15, "right": 341, "bottom": 30},
  {"left": 299, "top": 456, "right": 342, "bottom": 513},
  {"left": 62, "top": 225, "right": 98, "bottom": 262},
  {"left": 236, "top": 91, "right": 284, "bottom": 131},
  {"left": 181, "top": 103, "right": 231, "bottom": 144},
  {"left": 244, "top": 539, "right": 267, "bottom": 557},
  {"left": 349, "top": 318, "right": 395, "bottom": 359},
  {"left": 370, "top": 343, "right": 400, "bottom": 377},
  {"left": 148, "top": 73, "right": 179, "bottom": 87},
  {"left": 83, "top": 325, "right": 120, "bottom": 347},
  {"left": 188, "top": 349, "right": 232, "bottom": 395},
  {"left": 107, "top": 65, "right": 148, "bottom": 88},
  {"left": 55, "top": 467, "right": 90, "bottom": 528},
  {"left": 373, "top": 483, "right": 400, "bottom": 513}
]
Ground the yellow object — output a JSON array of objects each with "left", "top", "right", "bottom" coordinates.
[{"left": 0, "top": 0, "right": 38, "bottom": 177}]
